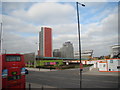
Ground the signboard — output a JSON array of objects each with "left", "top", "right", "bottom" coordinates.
[
  {"left": 45, "top": 62, "right": 57, "bottom": 65},
  {"left": 80, "top": 63, "right": 83, "bottom": 71},
  {"left": 50, "top": 62, "right": 56, "bottom": 65}
]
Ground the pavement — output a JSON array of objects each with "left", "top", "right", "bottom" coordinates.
[
  {"left": 82, "top": 68, "right": 119, "bottom": 76},
  {"left": 26, "top": 67, "right": 58, "bottom": 72}
]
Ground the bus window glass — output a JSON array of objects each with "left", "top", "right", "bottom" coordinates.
[
  {"left": 2, "top": 69, "right": 8, "bottom": 78},
  {"left": 8, "top": 75, "right": 21, "bottom": 81},
  {"left": 6, "top": 56, "right": 21, "bottom": 62}
]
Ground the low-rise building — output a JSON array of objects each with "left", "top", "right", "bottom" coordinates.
[
  {"left": 53, "top": 49, "right": 61, "bottom": 57},
  {"left": 98, "top": 59, "right": 120, "bottom": 72},
  {"left": 87, "top": 59, "right": 120, "bottom": 72}
]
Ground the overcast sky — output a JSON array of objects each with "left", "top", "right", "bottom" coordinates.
[{"left": 0, "top": 0, "right": 119, "bottom": 57}]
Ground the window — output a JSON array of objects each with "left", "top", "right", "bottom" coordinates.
[
  {"left": 6, "top": 55, "right": 21, "bottom": 62},
  {"left": 110, "top": 60, "right": 113, "bottom": 63},
  {"left": 56, "top": 62, "right": 59, "bottom": 64},
  {"left": 8, "top": 75, "right": 21, "bottom": 81},
  {"left": 103, "top": 64, "right": 106, "bottom": 67}
]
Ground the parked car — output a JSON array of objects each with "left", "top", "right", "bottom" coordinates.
[{"left": 117, "top": 66, "right": 120, "bottom": 69}]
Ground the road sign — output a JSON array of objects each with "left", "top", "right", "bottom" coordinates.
[{"left": 80, "top": 63, "right": 83, "bottom": 71}]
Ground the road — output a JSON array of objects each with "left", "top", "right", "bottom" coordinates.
[{"left": 26, "top": 68, "right": 119, "bottom": 89}]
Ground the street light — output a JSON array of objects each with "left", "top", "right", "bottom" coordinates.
[
  {"left": 35, "top": 42, "right": 40, "bottom": 69},
  {"left": 3, "top": 49, "right": 6, "bottom": 54},
  {"left": 34, "top": 42, "right": 39, "bottom": 68},
  {"left": 0, "top": 23, "right": 3, "bottom": 54},
  {"left": 76, "top": 2, "right": 85, "bottom": 89},
  {"left": 0, "top": 22, "right": 2, "bottom": 90}
]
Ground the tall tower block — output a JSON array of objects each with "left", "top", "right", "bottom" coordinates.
[{"left": 39, "top": 27, "right": 52, "bottom": 57}]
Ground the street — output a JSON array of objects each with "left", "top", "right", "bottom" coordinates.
[{"left": 26, "top": 69, "right": 119, "bottom": 89}]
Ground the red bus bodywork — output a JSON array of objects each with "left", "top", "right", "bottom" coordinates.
[{"left": 2, "top": 54, "right": 25, "bottom": 89}]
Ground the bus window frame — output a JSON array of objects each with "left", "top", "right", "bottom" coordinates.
[{"left": 5, "top": 55, "right": 21, "bottom": 62}]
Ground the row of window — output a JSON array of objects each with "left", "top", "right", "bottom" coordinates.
[{"left": 6, "top": 56, "right": 21, "bottom": 62}]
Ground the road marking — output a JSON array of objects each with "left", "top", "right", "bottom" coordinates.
[{"left": 26, "top": 82, "right": 56, "bottom": 88}]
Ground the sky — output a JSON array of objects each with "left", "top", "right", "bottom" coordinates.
[{"left": 0, "top": 0, "right": 119, "bottom": 57}]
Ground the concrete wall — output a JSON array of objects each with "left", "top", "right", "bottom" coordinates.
[
  {"left": 83, "top": 65, "right": 94, "bottom": 72},
  {"left": 83, "top": 67, "right": 90, "bottom": 72}
]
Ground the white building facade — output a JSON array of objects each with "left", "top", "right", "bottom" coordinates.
[
  {"left": 67, "top": 59, "right": 120, "bottom": 72},
  {"left": 111, "top": 45, "right": 120, "bottom": 58},
  {"left": 92, "top": 59, "right": 120, "bottom": 72}
]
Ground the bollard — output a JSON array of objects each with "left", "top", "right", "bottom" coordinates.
[
  {"left": 29, "top": 83, "right": 31, "bottom": 90},
  {"left": 41, "top": 85, "right": 43, "bottom": 90}
]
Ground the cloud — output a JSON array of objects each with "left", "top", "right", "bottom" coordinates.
[
  {"left": 2, "top": 0, "right": 119, "bottom": 3},
  {"left": 3, "top": 32, "right": 38, "bottom": 54},
  {"left": 2, "top": 2, "right": 27, "bottom": 14},
  {"left": 0, "top": 14, "right": 2, "bottom": 22},
  {"left": 3, "top": 0, "right": 32, "bottom": 2},
  {"left": 9, "top": 2, "right": 76, "bottom": 25},
  {"left": 2, "top": 14, "right": 39, "bottom": 54},
  {"left": 81, "top": 2, "right": 118, "bottom": 24},
  {"left": 2, "top": 15, "right": 40, "bottom": 34},
  {"left": 52, "top": 12, "right": 118, "bottom": 56}
]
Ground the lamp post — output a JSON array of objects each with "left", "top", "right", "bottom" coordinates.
[
  {"left": 35, "top": 42, "right": 40, "bottom": 69},
  {"left": 0, "top": 22, "right": 2, "bottom": 90},
  {"left": 3, "top": 49, "right": 6, "bottom": 54},
  {"left": 34, "top": 42, "right": 39, "bottom": 68},
  {"left": 76, "top": 2, "right": 85, "bottom": 89},
  {"left": 0, "top": 23, "right": 3, "bottom": 54}
]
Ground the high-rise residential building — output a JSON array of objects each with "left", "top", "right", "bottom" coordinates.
[
  {"left": 60, "top": 41, "right": 74, "bottom": 58},
  {"left": 39, "top": 27, "right": 52, "bottom": 57}
]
